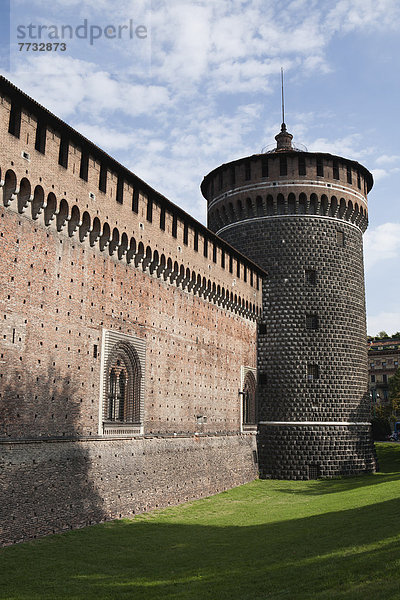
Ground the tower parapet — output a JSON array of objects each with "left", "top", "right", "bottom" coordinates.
[{"left": 202, "top": 125, "right": 377, "bottom": 479}]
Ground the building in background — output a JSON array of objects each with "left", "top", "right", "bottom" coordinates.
[{"left": 368, "top": 338, "right": 400, "bottom": 413}]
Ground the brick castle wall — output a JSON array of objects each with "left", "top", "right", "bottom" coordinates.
[
  {"left": 0, "top": 434, "right": 258, "bottom": 546},
  {"left": 0, "top": 77, "right": 262, "bottom": 545}
]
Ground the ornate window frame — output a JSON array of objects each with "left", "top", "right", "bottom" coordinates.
[
  {"left": 98, "top": 329, "right": 146, "bottom": 436},
  {"left": 240, "top": 366, "right": 257, "bottom": 432}
]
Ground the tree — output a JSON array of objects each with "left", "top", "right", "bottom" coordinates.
[
  {"left": 378, "top": 331, "right": 389, "bottom": 339},
  {"left": 389, "top": 367, "right": 400, "bottom": 407}
]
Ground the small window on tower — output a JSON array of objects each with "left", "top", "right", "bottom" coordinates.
[
  {"left": 307, "top": 364, "right": 319, "bottom": 382},
  {"left": 230, "top": 166, "right": 236, "bottom": 185},
  {"left": 347, "top": 165, "right": 352, "bottom": 184},
  {"left": 333, "top": 160, "right": 339, "bottom": 180},
  {"left": 337, "top": 231, "right": 345, "bottom": 247},
  {"left": 58, "top": 136, "right": 69, "bottom": 169},
  {"left": 305, "top": 269, "right": 317, "bottom": 285},
  {"left": 116, "top": 176, "right": 124, "bottom": 204},
  {"left": 306, "top": 314, "right": 319, "bottom": 330},
  {"left": 258, "top": 323, "right": 267, "bottom": 335},
  {"left": 172, "top": 214, "right": 178, "bottom": 238},
  {"left": 99, "top": 164, "right": 107, "bottom": 193},
  {"left": 280, "top": 155, "right": 287, "bottom": 176},
  {"left": 317, "top": 156, "right": 324, "bottom": 177},
  {"left": 262, "top": 157, "right": 269, "bottom": 178},
  {"left": 35, "top": 121, "right": 47, "bottom": 154},
  {"left": 298, "top": 155, "right": 306, "bottom": 176},
  {"left": 159, "top": 206, "right": 165, "bottom": 230},
  {"left": 8, "top": 103, "right": 21, "bottom": 138},
  {"left": 245, "top": 161, "right": 251, "bottom": 180}
]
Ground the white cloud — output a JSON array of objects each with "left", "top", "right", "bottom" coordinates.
[
  {"left": 375, "top": 154, "right": 400, "bottom": 166},
  {"left": 364, "top": 222, "right": 400, "bottom": 271},
  {"left": 7, "top": 55, "right": 170, "bottom": 119},
  {"left": 70, "top": 122, "right": 137, "bottom": 151},
  {"left": 306, "top": 133, "right": 368, "bottom": 159}
]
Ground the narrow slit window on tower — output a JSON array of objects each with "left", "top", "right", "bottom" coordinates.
[
  {"left": 347, "top": 165, "right": 352, "bottom": 184},
  {"left": 307, "top": 364, "right": 319, "bottom": 382},
  {"left": 357, "top": 171, "right": 361, "bottom": 189},
  {"left": 280, "top": 155, "right": 287, "bottom": 176},
  {"left": 193, "top": 229, "right": 199, "bottom": 251},
  {"left": 221, "top": 250, "right": 225, "bottom": 269},
  {"left": 333, "top": 160, "right": 339, "bottom": 180},
  {"left": 159, "top": 205, "right": 165, "bottom": 230},
  {"left": 230, "top": 166, "right": 236, "bottom": 185},
  {"left": 99, "top": 164, "right": 107, "bottom": 193},
  {"left": 58, "top": 136, "right": 69, "bottom": 169},
  {"left": 132, "top": 189, "right": 139, "bottom": 213},
  {"left": 306, "top": 314, "right": 319, "bottom": 330},
  {"left": 237, "top": 260, "right": 241, "bottom": 278},
  {"left": 183, "top": 222, "right": 189, "bottom": 245},
  {"left": 317, "top": 156, "right": 324, "bottom": 177},
  {"left": 79, "top": 151, "right": 89, "bottom": 181},
  {"left": 243, "top": 266, "right": 247, "bottom": 282},
  {"left": 305, "top": 269, "right": 317, "bottom": 285},
  {"left": 262, "top": 156, "right": 269, "bottom": 178},
  {"left": 203, "top": 237, "right": 208, "bottom": 258},
  {"left": 172, "top": 214, "right": 178, "bottom": 238},
  {"left": 337, "top": 230, "right": 345, "bottom": 247},
  {"left": 146, "top": 197, "right": 153, "bottom": 222},
  {"left": 116, "top": 176, "right": 124, "bottom": 204},
  {"left": 8, "top": 103, "right": 21, "bottom": 138},
  {"left": 35, "top": 121, "right": 47, "bottom": 154},
  {"left": 212, "top": 243, "right": 217, "bottom": 263},
  {"left": 298, "top": 155, "right": 306, "bottom": 176},
  {"left": 245, "top": 161, "right": 251, "bottom": 180},
  {"left": 229, "top": 254, "right": 233, "bottom": 273}
]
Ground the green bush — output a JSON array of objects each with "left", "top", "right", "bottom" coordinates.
[{"left": 371, "top": 417, "right": 391, "bottom": 440}]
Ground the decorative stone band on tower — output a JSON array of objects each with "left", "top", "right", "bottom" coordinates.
[{"left": 201, "top": 124, "right": 377, "bottom": 479}]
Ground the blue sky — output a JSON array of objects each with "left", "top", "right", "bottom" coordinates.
[{"left": 1, "top": 0, "right": 400, "bottom": 336}]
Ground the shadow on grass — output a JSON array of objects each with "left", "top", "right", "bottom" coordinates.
[{"left": 1, "top": 494, "right": 400, "bottom": 600}]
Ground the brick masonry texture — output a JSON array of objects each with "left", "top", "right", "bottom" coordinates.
[
  {"left": 0, "top": 434, "right": 257, "bottom": 546},
  {"left": 0, "top": 78, "right": 260, "bottom": 545}
]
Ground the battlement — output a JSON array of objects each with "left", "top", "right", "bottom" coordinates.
[
  {"left": 202, "top": 150, "right": 372, "bottom": 234},
  {"left": 0, "top": 76, "right": 264, "bottom": 317}
]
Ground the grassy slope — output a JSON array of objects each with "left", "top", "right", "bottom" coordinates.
[{"left": 1, "top": 443, "right": 400, "bottom": 600}]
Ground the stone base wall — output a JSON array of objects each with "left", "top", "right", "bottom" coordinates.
[
  {"left": 257, "top": 424, "right": 377, "bottom": 480},
  {"left": 0, "top": 433, "right": 257, "bottom": 546}
]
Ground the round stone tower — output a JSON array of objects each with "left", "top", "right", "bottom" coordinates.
[{"left": 201, "top": 122, "right": 377, "bottom": 479}]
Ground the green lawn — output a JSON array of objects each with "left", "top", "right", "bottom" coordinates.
[{"left": 1, "top": 443, "right": 400, "bottom": 600}]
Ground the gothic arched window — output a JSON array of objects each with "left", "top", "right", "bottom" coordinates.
[
  {"left": 243, "top": 371, "right": 257, "bottom": 425},
  {"left": 104, "top": 342, "right": 141, "bottom": 425}
]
